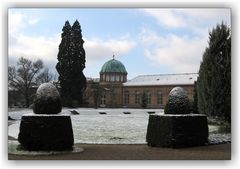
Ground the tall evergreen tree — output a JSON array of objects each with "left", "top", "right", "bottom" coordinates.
[
  {"left": 192, "top": 81, "right": 199, "bottom": 114},
  {"left": 197, "top": 22, "right": 231, "bottom": 123},
  {"left": 56, "top": 20, "right": 86, "bottom": 107}
]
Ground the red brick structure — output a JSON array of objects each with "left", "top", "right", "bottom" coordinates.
[{"left": 84, "top": 57, "right": 198, "bottom": 109}]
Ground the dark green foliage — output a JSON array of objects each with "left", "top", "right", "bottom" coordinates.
[
  {"left": 33, "top": 83, "right": 62, "bottom": 114},
  {"left": 197, "top": 22, "right": 231, "bottom": 123},
  {"left": 164, "top": 87, "right": 190, "bottom": 114},
  {"left": 56, "top": 20, "right": 86, "bottom": 107},
  {"left": 192, "top": 81, "right": 199, "bottom": 114},
  {"left": 146, "top": 114, "right": 209, "bottom": 148},
  {"left": 218, "top": 123, "right": 231, "bottom": 134},
  {"left": 18, "top": 115, "right": 74, "bottom": 151},
  {"left": 33, "top": 97, "right": 62, "bottom": 114}
]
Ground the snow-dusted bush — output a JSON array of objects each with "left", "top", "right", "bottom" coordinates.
[
  {"left": 165, "top": 87, "right": 190, "bottom": 114},
  {"left": 33, "top": 83, "right": 62, "bottom": 114},
  {"left": 147, "top": 87, "right": 209, "bottom": 148}
]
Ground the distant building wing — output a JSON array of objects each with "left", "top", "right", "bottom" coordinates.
[{"left": 123, "top": 73, "right": 198, "bottom": 86}]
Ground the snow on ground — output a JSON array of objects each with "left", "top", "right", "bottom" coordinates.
[
  {"left": 8, "top": 108, "right": 163, "bottom": 144},
  {"left": 8, "top": 108, "right": 231, "bottom": 144}
]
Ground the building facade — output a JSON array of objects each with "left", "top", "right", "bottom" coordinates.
[
  {"left": 84, "top": 57, "right": 198, "bottom": 109},
  {"left": 8, "top": 57, "right": 197, "bottom": 109}
]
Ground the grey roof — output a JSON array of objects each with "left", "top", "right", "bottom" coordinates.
[{"left": 123, "top": 73, "right": 198, "bottom": 86}]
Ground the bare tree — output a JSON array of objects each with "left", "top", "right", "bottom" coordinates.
[
  {"left": 36, "top": 68, "right": 54, "bottom": 84},
  {"left": 8, "top": 57, "right": 43, "bottom": 107}
]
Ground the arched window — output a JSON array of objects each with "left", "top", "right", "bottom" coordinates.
[
  {"left": 116, "top": 75, "right": 120, "bottom": 82},
  {"left": 146, "top": 92, "right": 151, "bottom": 105},
  {"left": 135, "top": 91, "right": 141, "bottom": 104},
  {"left": 106, "top": 75, "right": 109, "bottom": 82},
  {"left": 157, "top": 91, "right": 163, "bottom": 105},
  {"left": 110, "top": 75, "right": 114, "bottom": 82},
  {"left": 101, "top": 93, "right": 106, "bottom": 105}
]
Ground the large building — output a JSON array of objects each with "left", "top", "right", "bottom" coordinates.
[
  {"left": 8, "top": 57, "right": 198, "bottom": 109},
  {"left": 84, "top": 57, "right": 198, "bottom": 108}
]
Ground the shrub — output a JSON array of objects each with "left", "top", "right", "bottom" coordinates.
[
  {"left": 146, "top": 114, "right": 209, "bottom": 148},
  {"left": 164, "top": 87, "right": 190, "bottom": 114},
  {"left": 33, "top": 83, "right": 62, "bottom": 114},
  {"left": 18, "top": 114, "right": 74, "bottom": 151}
]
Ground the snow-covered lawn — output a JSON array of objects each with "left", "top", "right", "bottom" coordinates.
[
  {"left": 8, "top": 108, "right": 231, "bottom": 144},
  {"left": 8, "top": 108, "right": 163, "bottom": 144}
]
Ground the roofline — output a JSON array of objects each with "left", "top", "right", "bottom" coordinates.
[
  {"left": 99, "top": 72, "right": 128, "bottom": 74},
  {"left": 123, "top": 83, "right": 196, "bottom": 87},
  {"left": 133, "top": 73, "right": 198, "bottom": 77}
]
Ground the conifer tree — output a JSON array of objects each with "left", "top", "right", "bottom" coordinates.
[
  {"left": 56, "top": 20, "right": 86, "bottom": 107},
  {"left": 197, "top": 22, "right": 231, "bottom": 123},
  {"left": 192, "top": 81, "right": 199, "bottom": 114}
]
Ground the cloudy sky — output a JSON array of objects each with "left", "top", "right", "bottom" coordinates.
[{"left": 8, "top": 8, "right": 231, "bottom": 79}]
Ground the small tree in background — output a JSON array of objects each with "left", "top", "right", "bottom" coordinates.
[
  {"left": 36, "top": 68, "right": 54, "bottom": 84},
  {"left": 197, "top": 22, "right": 231, "bottom": 123},
  {"left": 56, "top": 20, "right": 86, "bottom": 107}
]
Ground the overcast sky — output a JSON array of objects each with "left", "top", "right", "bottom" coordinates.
[{"left": 8, "top": 8, "right": 231, "bottom": 79}]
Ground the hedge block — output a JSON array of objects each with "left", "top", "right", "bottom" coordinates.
[
  {"left": 33, "top": 83, "right": 62, "bottom": 114},
  {"left": 18, "top": 114, "right": 74, "bottom": 151},
  {"left": 146, "top": 114, "right": 208, "bottom": 148}
]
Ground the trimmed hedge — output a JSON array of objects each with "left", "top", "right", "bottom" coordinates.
[
  {"left": 146, "top": 114, "right": 209, "bottom": 148},
  {"left": 33, "top": 97, "right": 62, "bottom": 114},
  {"left": 18, "top": 114, "right": 74, "bottom": 151},
  {"left": 33, "top": 83, "right": 62, "bottom": 114},
  {"left": 165, "top": 87, "right": 190, "bottom": 114}
]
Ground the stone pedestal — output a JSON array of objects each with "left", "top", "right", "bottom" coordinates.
[
  {"left": 18, "top": 114, "right": 74, "bottom": 151},
  {"left": 146, "top": 114, "right": 209, "bottom": 148}
]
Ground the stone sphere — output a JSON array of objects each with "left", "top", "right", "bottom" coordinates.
[
  {"left": 164, "top": 87, "right": 190, "bottom": 114},
  {"left": 33, "top": 83, "right": 62, "bottom": 114}
]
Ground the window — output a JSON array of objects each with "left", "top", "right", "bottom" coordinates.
[
  {"left": 146, "top": 92, "right": 151, "bottom": 105},
  {"left": 124, "top": 91, "right": 129, "bottom": 104},
  {"left": 103, "top": 74, "right": 106, "bottom": 81},
  {"left": 157, "top": 91, "right": 163, "bottom": 105},
  {"left": 110, "top": 75, "right": 114, "bottom": 82},
  {"left": 101, "top": 93, "right": 106, "bottom": 105},
  {"left": 116, "top": 75, "right": 119, "bottom": 82},
  {"left": 135, "top": 91, "right": 141, "bottom": 104},
  {"left": 120, "top": 75, "right": 123, "bottom": 82}
]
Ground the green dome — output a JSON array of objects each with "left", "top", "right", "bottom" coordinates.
[{"left": 100, "top": 59, "right": 127, "bottom": 74}]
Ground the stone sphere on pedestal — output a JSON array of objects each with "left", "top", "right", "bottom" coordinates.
[{"left": 18, "top": 82, "right": 74, "bottom": 151}]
